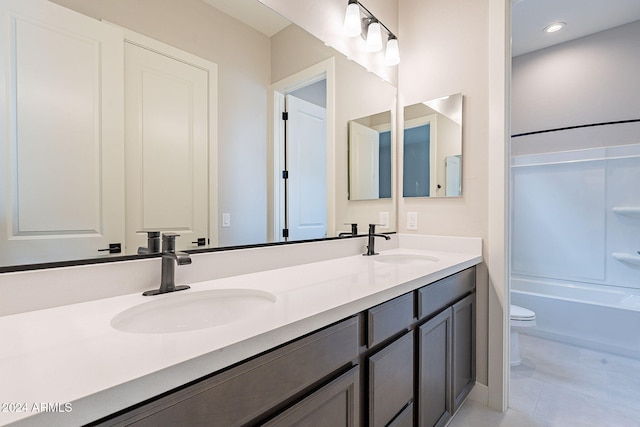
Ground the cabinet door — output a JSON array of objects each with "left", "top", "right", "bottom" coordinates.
[
  {"left": 452, "top": 293, "right": 476, "bottom": 412},
  {"left": 418, "top": 308, "right": 452, "bottom": 427},
  {"left": 0, "top": 0, "right": 125, "bottom": 265},
  {"left": 388, "top": 402, "right": 413, "bottom": 427},
  {"left": 369, "top": 331, "right": 413, "bottom": 427},
  {"left": 262, "top": 367, "right": 359, "bottom": 427}
]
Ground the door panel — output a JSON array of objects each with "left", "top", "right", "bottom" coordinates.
[
  {"left": 418, "top": 309, "right": 453, "bottom": 427},
  {"left": 285, "top": 94, "right": 327, "bottom": 240},
  {"left": 452, "top": 293, "right": 476, "bottom": 411},
  {"left": 125, "top": 41, "right": 210, "bottom": 252},
  {"left": 349, "top": 121, "right": 380, "bottom": 200},
  {"left": 0, "top": 0, "right": 124, "bottom": 265}
]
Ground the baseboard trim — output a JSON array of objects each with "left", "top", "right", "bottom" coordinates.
[{"left": 468, "top": 382, "right": 489, "bottom": 405}]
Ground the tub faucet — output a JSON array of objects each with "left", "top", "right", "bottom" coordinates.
[
  {"left": 363, "top": 224, "right": 391, "bottom": 256},
  {"left": 143, "top": 233, "right": 191, "bottom": 296}
]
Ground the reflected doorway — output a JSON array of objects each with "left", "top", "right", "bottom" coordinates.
[{"left": 272, "top": 74, "right": 327, "bottom": 242}]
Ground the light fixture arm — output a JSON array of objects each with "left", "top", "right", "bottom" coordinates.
[{"left": 351, "top": 0, "right": 397, "bottom": 40}]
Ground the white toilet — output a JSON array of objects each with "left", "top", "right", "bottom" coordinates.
[{"left": 510, "top": 304, "right": 536, "bottom": 366}]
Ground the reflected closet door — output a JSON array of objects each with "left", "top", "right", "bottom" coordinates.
[
  {"left": 0, "top": 0, "right": 125, "bottom": 265},
  {"left": 124, "top": 34, "right": 216, "bottom": 252}
]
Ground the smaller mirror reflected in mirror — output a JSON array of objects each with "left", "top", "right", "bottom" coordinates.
[
  {"left": 403, "top": 93, "right": 463, "bottom": 198},
  {"left": 348, "top": 111, "right": 392, "bottom": 201}
]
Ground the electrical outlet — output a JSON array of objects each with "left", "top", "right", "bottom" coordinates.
[
  {"left": 379, "top": 212, "right": 389, "bottom": 229},
  {"left": 407, "top": 212, "right": 418, "bottom": 230},
  {"left": 222, "top": 213, "right": 231, "bottom": 227}
]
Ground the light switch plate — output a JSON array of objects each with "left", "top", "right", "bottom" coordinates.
[
  {"left": 222, "top": 213, "right": 231, "bottom": 227},
  {"left": 379, "top": 212, "right": 389, "bottom": 229},
  {"left": 407, "top": 212, "right": 418, "bottom": 230}
]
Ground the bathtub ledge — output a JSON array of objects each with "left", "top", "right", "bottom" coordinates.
[{"left": 612, "top": 252, "right": 640, "bottom": 266}]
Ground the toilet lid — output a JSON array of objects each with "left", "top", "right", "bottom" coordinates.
[{"left": 510, "top": 304, "right": 536, "bottom": 320}]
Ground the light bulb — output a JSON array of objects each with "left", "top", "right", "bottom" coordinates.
[
  {"left": 365, "top": 20, "right": 382, "bottom": 52},
  {"left": 343, "top": 1, "right": 361, "bottom": 37},
  {"left": 384, "top": 37, "right": 400, "bottom": 66}
]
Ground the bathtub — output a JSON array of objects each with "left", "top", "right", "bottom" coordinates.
[{"left": 511, "top": 276, "right": 640, "bottom": 359}]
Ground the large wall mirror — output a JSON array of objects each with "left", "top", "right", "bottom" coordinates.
[
  {"left": 403, "top": 93, "right": 463, "bottom": 197},
  {"left": 0, "top": 0, "right": 396, "bottom": 269},
  {"left": 348, "top": 111, "right": 392, "bottom": 201}
]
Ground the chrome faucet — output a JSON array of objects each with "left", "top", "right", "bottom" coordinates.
[
  {"left": 143, "top": 233, "right": 192, "bottom": 296},
  {"left": 363, "top": 224, "right": 390, "bottom": 256}
]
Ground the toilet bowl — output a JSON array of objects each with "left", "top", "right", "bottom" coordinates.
[{"left": 510, "top": 304, "right": 536, "bottom": 366}]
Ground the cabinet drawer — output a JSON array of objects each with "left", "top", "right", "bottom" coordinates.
[
  {"left": 104, "top": 317, "right": 360, "bottom": 427},
  {"left": 369, "top": 331, "right": 413, "bottom": 427},
  {"left": 262, "top": 367, "right": 360, "bottom": 427},
  {"left": 367, "top": 292, "right": 413, "bottom": 347},
  {"left": 417, "top": 267, "right": 475, "bottom": 320}
]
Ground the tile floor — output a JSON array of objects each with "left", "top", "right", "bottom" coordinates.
[{"left": 450, "top": 333, "right": 640, "bottom": 427}]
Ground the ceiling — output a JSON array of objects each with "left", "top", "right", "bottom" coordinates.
[
  {"left": 512, "top": 0, "right": 640, "bottom": 57},
  {"left": 201, "top": 0, "right": 290, "bottom": 36}
]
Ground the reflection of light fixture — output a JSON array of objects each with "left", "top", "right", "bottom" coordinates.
[
  {"left": 343, "top": 0, "right": 361, "bottom": 37},
  {"left": 543, "top": 22, "right": 566, "bottom": 33},
  {"left": 365, "top": 19, "right": 383, "bottom": 52},
  {"left": 342, "top": 1, "right": 399, "bottom": 66},
  {"left": 384, "top": 35, "right": 400, "bottom": 66}
]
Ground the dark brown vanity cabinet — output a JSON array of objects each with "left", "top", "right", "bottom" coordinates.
[
  {"left": 418, "top": 308, "right": 453, "bottom": 427},
  {"left": 98, "top": 317, "right": 360, "bottom": 427},
  {"left": 365, "top": 293, "right": 415, "bottom": 427},
  {"left": 451, "top": 293, "right": 476, "bottom": 412},
  {"left": 95, "top": 266, "right": 476, "bottom": 427},
  {"left": 262, "top": 367, "right": 360, "bottom": 427},
  {"left": 417, "top": 267, "right": 476, "bottom": 427},
  {"left": 368, "top": 331, "right": 414, "bottom": 426}
]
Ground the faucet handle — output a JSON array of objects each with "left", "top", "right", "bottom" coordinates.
[
  {"left": 137, "top": 230, "right": 161, "bottom": 237},
  {"left": 162, "top": 233, "right": 181, "bottom": 253}
]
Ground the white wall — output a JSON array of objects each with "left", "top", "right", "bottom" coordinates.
[
  {"left": 512, "top": 20, "right": 640, "bottom": 155},
  {"left": 52, "top": 0, "right": 270, "bottom": 247}
]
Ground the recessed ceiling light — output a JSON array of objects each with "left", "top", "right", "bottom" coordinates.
[{"left": 543, "top": 22, "right": 566, "bottom": 33}]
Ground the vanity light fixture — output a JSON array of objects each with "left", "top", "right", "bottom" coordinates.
[
  {"left": 543, "top": 22, "right": 566, "bottom": 33},
  {"left": 342, "top": 0, "right": 399, "bottom": 66},
  {"left": 365, "top": 19, "right": 383, "bottom": 52},
  {"left": 384, "top": 35, "right": 400, "bottom": 66},
  {"left": 343, "top": 0, "right": 362, "bottom": 37}
]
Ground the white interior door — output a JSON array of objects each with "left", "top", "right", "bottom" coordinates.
[
  {"left": 0, "top": 0, "right": 125, "bottom": 265},
  {"left": 445, "top": 155, "right": 462, "bottom": 196},
  {"left": 349, "top": 121, "right": 380, "bottom": 200},
  {"left": 286, "top": 95, "right": 327, "bottom": 240},
  {"left": 124, "top": 38, "right": 211, "bottom": 252}
]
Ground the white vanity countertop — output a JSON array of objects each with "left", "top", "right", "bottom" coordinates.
[{"left": 0, "top": 245, "right": 481, "bottom": 426}]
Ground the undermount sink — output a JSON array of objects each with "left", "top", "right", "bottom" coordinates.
[
  {"left": 111, "top": 289, "right": 276, "bottom": 334},
  {"left": 374, "top": 254, "right": 439, "bottom": 265}
]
